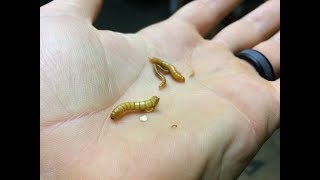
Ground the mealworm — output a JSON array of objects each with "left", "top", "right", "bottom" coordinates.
[
  {"left": 153, "top": 64, "right": 167, "bottom": 89},
  {"left": 156, "top": 64, "right": 169, "bottom": 74},
  {"left": 149, "top": 57, "right": 185, "bottom": 82},
  {"left": 110, "top": 96, "right": 160, "bottom": 120}
]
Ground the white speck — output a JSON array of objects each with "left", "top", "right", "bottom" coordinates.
[{"left": 139, "top": 115, "right": 148, "bottom": 122}]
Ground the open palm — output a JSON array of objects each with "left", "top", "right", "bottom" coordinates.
[{"left": 41, "top": 0, "right": 280, "bottom": 179}]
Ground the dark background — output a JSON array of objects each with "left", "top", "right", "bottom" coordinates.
[
  {"left": 40, "top": 0, "right": 264, "bottom": 35},
  {"left": 40, "top": 0, "right": 172, "bottom": 33}
]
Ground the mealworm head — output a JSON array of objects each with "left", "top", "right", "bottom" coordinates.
[
  {"left": 159, "top": 83, "right": 166, "bottom": 89},
  {"left": 150, "top": 96, "right": 160, "bottom": 106},
  {"left": 172, "top": 72, "right": 185, "bottom": 82},
  {"left": 110, "top": 112, "right": 117, "bottom": 120},
  {"left": 177, "top": 76, "right": 185, "bottom": 82},
  {"left": 148, "top": 57, "right": 158, "bottom": 63}
]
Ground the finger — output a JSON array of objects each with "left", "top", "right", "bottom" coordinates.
[
  {"left": 253, "top": 31, "right": 280, "bottom": 79},
  {"left": 41, "top": 0, "right": 103, "bottom": 23},
  {"left": 170, "top": 0, "right": 242, "bottom": 36},
  {"left": 212, "top": 0, "right": 280, "bottom": 52}
]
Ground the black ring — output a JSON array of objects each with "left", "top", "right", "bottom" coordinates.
[{"left": 236, "top": 49, "right": 275, "bottom": 81}]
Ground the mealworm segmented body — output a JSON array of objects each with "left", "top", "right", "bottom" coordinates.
[
  {"left": 110, "top": 96, "right": 160, "bottom": 120},
  {"left": 152, "top": 64, "right": 167, "bottom": 89},
  {"left": 155, "top": 64, "right": 169, "bottom": 74},
  {"left": 149, "top": 57, "right": 185, "bottom": 82}
]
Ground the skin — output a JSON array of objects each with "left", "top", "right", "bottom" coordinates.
[{"left": 40, "top": 0, "right": 280, "bottom": 179}]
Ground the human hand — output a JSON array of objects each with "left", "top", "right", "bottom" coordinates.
[{"left": 40, "top": 0, "right": 280, "bottom": 179}]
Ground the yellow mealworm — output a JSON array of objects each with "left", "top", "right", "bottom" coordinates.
[
  {"left": 149, "top": 57, "right": 185, "bottom": 82},
  {"left": 153, "top": 64, "right": 167, "bottom": 89},
  {"left": 156, "top": 64, "right": 169, "bottom": 74},
  {"left": 110, "top": 96, "right": 160, "bottom": 120}
]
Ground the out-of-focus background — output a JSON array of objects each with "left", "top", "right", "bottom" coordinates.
[{"left": 40, "top": 0, "right": 279, "bottom": 179}]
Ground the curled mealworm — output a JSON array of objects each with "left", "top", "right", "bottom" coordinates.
[
  {"left": 110, "top": 96, "right": 160, "bottom": 120},
  {"left": 149, "top": 57, "right": 185, "bottom": 82},
  {"left": 153, "top": 64, "right": 167, "bottom": 89},
  {"left": 156, "top": 64, "right": 169, "bottom": 74}
]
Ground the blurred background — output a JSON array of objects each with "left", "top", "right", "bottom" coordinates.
[
  {"left": 40, "top": 0, "right": 279, "bottom": 179},
  {"left": 40, "top": 0, "right": 268, "bottom": 38}
]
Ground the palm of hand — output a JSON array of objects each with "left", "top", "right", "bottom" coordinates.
[{"left": 41, "top": 12, "right": 279, "bottom": 179}]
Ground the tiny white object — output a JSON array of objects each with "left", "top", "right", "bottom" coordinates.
[{"left": 139, "top": 115, "right": 148, "bottom": 122}]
